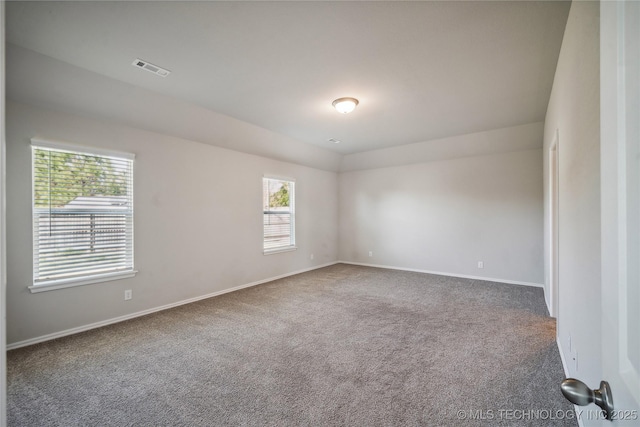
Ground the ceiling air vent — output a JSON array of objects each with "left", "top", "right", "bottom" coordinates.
[{"left": 132, "top": 59, "right": 171, "bottom": 77}]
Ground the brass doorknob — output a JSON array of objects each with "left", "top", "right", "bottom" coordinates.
[{"left": 561, "top": 378, "right": 614, "bottom": 420}]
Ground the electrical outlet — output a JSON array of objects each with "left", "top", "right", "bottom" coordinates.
[
  {"left": 124, "top": 289, "right": 132, "bottom": 301},
  {"left": 477, "top": 261, "right": 484, "bottom": 269},
  {"left": 369, "top": 251, "right": 373, "bottom": 257},
  {"left": 310, "top": 253, "right": 314, "bottom": 260}
]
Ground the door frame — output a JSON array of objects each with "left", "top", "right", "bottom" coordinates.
[
  {"left": 1, "top": 1, "right": 7, "bottom": 425},
  {"left": 548, "top": 130, "right": 559, "bottom": 319}
]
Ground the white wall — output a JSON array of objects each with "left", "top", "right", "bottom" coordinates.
[
  {"left": 6, "top": 101, "right": 338, "bottom": 346},
  {"left": 339, "top": 148, "right": 544, "bottom": 285},
  {"left": 340, "top": 122, "right": 544, "bottom": 172},
  {"left": 543, "top": 0, "right": 600, "bottom": 390}
]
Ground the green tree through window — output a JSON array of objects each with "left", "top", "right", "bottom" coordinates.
[
  {"left": 269, "top": 182, "right": 289, "bottom": 208},
  {"left": 34, "top": 149, "right": 128, "bottom": 208}
]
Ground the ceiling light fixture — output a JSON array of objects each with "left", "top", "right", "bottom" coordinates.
[{"left": 332, "top": 97, "right": 359, "bottom": 114}]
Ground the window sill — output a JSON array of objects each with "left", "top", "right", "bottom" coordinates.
[
  {"left": 263, "top": 246, "right": 297, "bottom": 256},
  {"left": 29, "top": 270, "right": 138, "bottom": 293}
]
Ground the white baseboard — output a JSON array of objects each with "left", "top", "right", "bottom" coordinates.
[
  {"left": 7, "top": 261, "right": 543, "bottom": 350},
  {"left": 7, "top": 261, "right": 338, "bottom": 350},
  {"left": 339, "top": 261, "right": 544, "bottom": 288}
]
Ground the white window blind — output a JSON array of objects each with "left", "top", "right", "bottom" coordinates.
[
  {"left": 263, "top": 177, "right": 295, "bottom": 252},
  {"left": 32, "top": 142, "right": 135, "bottom": 288}
]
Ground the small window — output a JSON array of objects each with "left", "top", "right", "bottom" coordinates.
[
  {"left": 31, "top": 140, "right": 135, "bottom": 291},
  {"left": 263, "top": 176, "right": 295, "bottom": 253}
]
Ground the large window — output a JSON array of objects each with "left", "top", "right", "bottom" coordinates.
[
  {"left": 263, "top": 176, "right": 295, "bottom": 253},
  {"left": 31, "top": 140, "right": 135, "bottom": 292}
]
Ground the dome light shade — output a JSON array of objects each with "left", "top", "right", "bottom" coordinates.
[{"left": 332, "top": 97, "right": 359, "bottom": 114}]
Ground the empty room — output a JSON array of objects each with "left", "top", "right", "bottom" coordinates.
[{"left": 1, "top": 1, "right": 639, "bottom": 426}]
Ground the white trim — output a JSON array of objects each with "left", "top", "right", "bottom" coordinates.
[
  {"left": 263, "top": 246, "right": 297, "bottom": 255},
  {"left": 263, "top": 174, "right": 296, "bottom": 182},
  {"left": 338, "top": 261, "right": 544, "bottom": 288},
  {"left": 8, "top": 262, "right": 338, "bottom": 350},
  {"left": 556, "top": 337, "right": 584, "bottom": 427},
  {"left": 31, "top": 138, "right": 135, "bottom": 160},
  {"left": 547, "top": 129, "right": 560, "bottom": 318},
  {"left": 29, "top": 270, "right": 138, "bottom": 293},
  {"left": 0, "top": 2, "right": 7, "bottom": 424}
]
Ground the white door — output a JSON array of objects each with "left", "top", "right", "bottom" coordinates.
[{"left": 600, "top": 0, "right": 640, "bottom": 424}]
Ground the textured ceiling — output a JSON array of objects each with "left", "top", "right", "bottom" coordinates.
[{"left": 6, "top": 1, "right": 570, "bottom": 155}]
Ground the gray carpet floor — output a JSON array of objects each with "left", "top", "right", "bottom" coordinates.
[{"left": 8, "top": 264, "right": 577, "bottom": 426}]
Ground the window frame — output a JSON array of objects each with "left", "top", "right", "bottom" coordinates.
[
  {"left": 263, "top": 175, "right": 296, "bottom": 255},
  {"left": 29, "top": 138, "right": 137, "bottom": 293}
]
